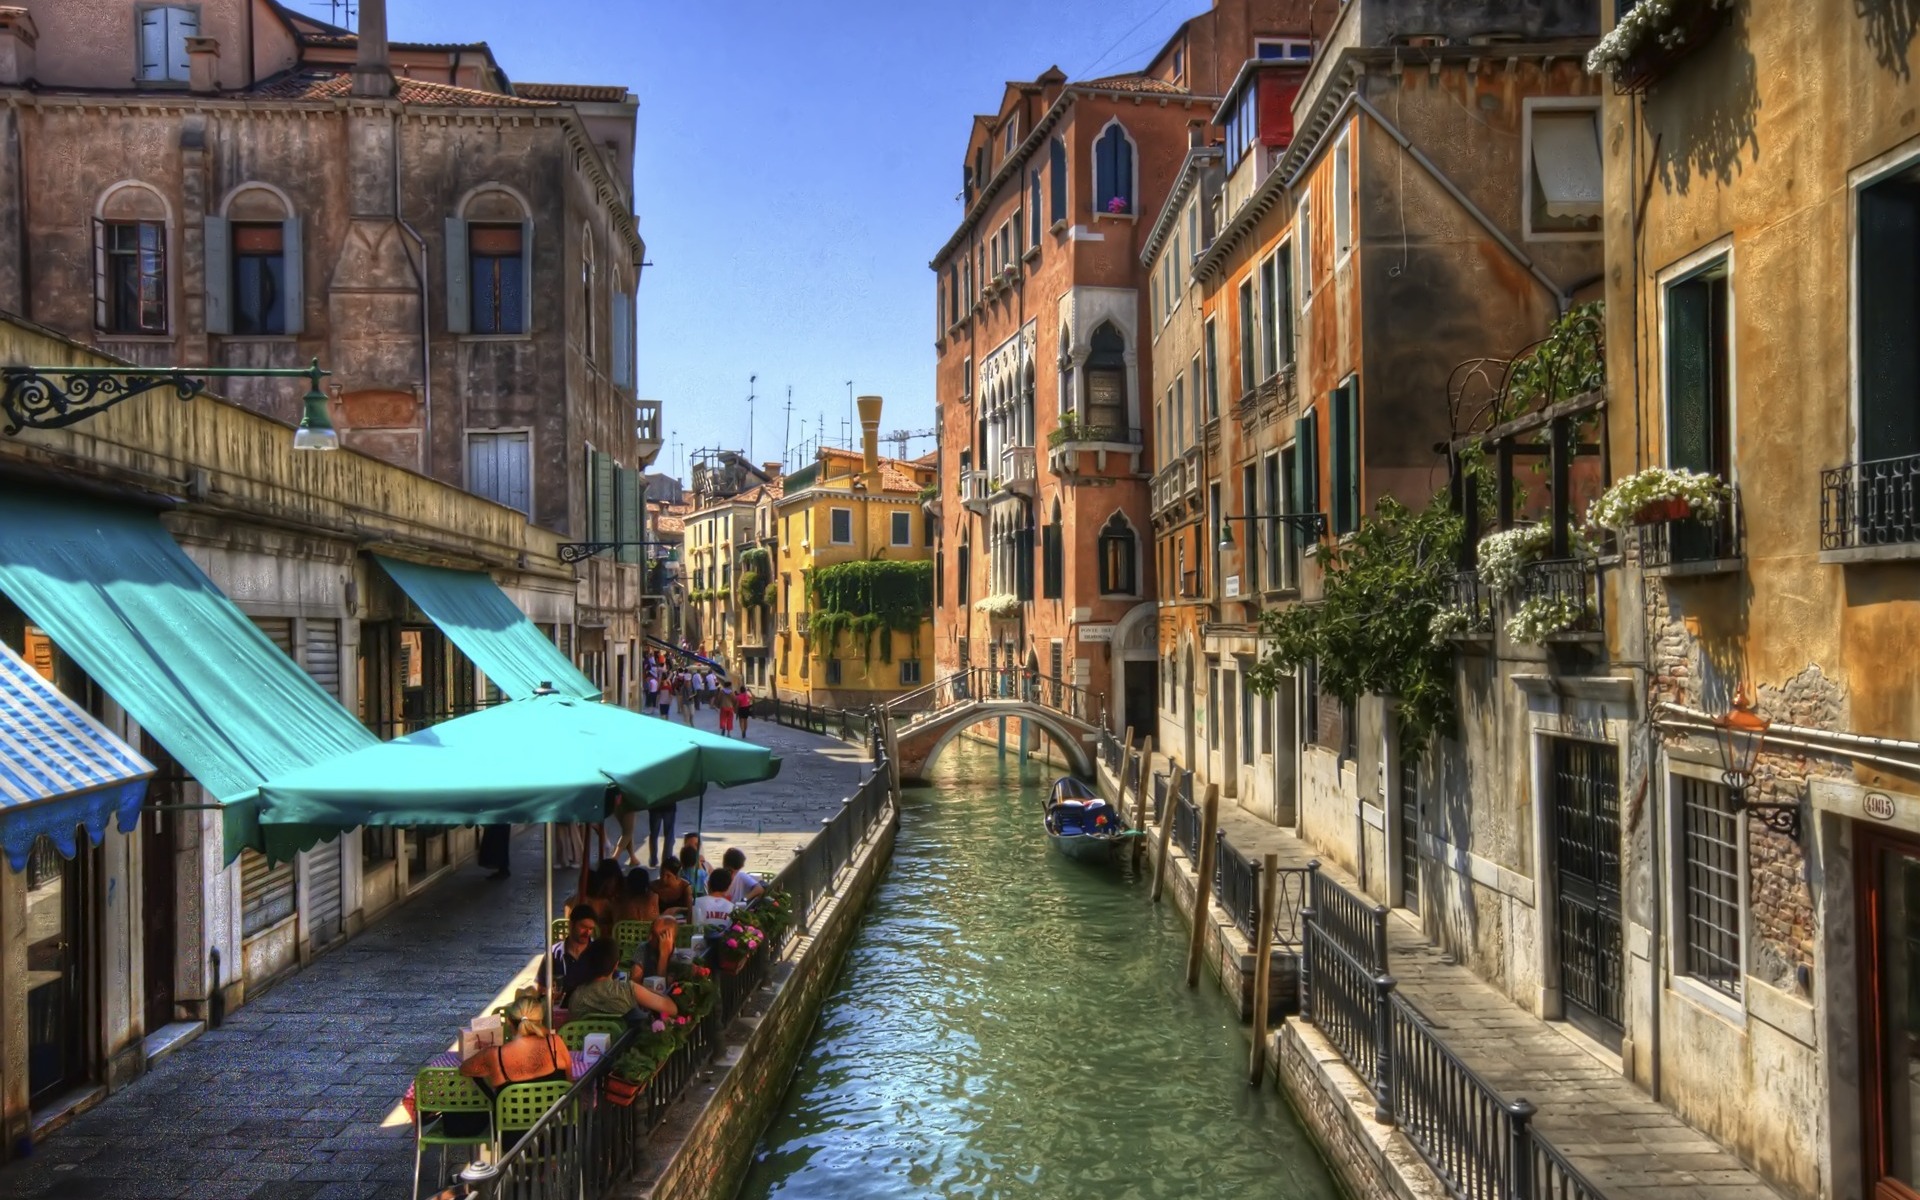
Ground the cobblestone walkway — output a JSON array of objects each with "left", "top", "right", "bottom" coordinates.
[
  {"left": 0, "top": 710, "right": 862, "bottom": 1200},
  {"left": 1143, "top": 752, "right": 1788, "bottom": 1200}
]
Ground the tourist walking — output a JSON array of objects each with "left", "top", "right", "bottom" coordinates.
[
  {"left": 733, "top": 685, "right": 753, "bottom": 737},
  {"left": 716, "top": 686, "right": 736, "bottom": 737}
]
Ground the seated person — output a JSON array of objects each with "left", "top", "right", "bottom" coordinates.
[
  {"left": 545, "top": 904, "right": 599, "bottom": 991},
  {"left": 678, "top": 844, "right": 707, "bottom": 895},
  {"left": 564, "top": 938, "right": 678, "bottom": 1021},
  {"left": 642, "top": 916, "right": 678, "bottom": 980},
  {"left": 651, "top": 857, "right": 694, "bottom": 916},
  {"left": 692, "top": 868, "right": 737, "bottom": 926},
  {"left": 615, "top": 866, "right": 661, "bottom": 924},
  {"left": 722, "top": 848, "right": 764, "bottom": 904},
  {"left": 459, "top": 988, "right": 571, "bottom": 1094}
]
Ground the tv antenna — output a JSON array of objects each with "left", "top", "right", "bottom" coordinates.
[
  {"left": 312, "top": 0, "right": 357, "bottom": 28},
  {"left": 745, "top": 374, "right": 757, "bottom": 462},
  {"left": 782, "top": 386, "right": 794, "bottom": 465}
]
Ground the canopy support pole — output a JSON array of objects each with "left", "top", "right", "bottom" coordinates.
[{"left": 545, "top": 822, "right": 554, "bottom": 1029}]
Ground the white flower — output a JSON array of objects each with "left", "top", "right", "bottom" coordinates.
[
  {"left": 1476, "top": 524, "right": 1552, "bottom": 594},
  {"left": 1587, "top": 466, "right": 1726, "bottom": 529},
  {"left": 1506, "top": 594, "right": 1592, "bottom": 644},
  {"left": 974, "top": 593, "right": 1023, "bottom": 619},
  {"left": 1427, "top": 604, "right": 1478, "bottom": 647}
]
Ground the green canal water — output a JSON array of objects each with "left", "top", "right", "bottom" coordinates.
[{"left": 736, "top": 739, "right": 1344, "bottom": 1200}]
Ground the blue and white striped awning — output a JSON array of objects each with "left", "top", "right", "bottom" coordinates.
[{"left": 0, "top": 638, "right": 152, "bottom": 871}]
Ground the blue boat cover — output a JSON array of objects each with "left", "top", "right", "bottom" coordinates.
[{"left": 0, "top": 637, "right": 153, "bottom": 871}]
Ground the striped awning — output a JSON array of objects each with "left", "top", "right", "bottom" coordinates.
[{"left": 0, "top": 638, "right": 153, "bottom": 871}]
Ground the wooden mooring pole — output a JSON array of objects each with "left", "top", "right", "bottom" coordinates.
[
  {"left": 1131, "top": 736, "right": 1154, "bottom": 869},
  {"left": 1150, "top": 761, "right": 1180, "bottom": 903},
  {"left": 1249, "top": 851, "right": 1279, "bottom": 1084},
  {"left": 1185, "top": 783, "right": 1219, "bottom": 989}
]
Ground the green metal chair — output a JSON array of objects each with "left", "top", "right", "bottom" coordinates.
[
  {"left": 613, "top": 919, "right": 649, "bottom": 964},
  {"left": 550, "top": 917, "right": 570, "bottom": 942},
  {"left": 411, "top": 1068, "right": 492, "bottom": 1200},
  {"left": 495, "top": 1079, "right": 575, "bottom": 1156},
  {"left": 557, "top": 1017, "right": 626, "bottom": 1051}
]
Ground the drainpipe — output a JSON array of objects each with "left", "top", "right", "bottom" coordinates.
[{"left": 391, "top": 113, "right": 433, "bottom": 473}]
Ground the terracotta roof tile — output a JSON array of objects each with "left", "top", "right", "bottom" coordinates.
[
  {"left": 1081, "top": 72, "right": 1185, "bottom": 95},
  {"left": 248, "top": 70, "right": 555, "bottom": 107},
  {"left": 515, "top": 82, "right": 630, "bottom": 103}
]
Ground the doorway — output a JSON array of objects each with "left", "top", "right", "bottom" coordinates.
[
  {"left": 1860, "top": 831, "right": 1920, "bottom": 1197},
  {"left": 26, "top": 836, "right": 91, "bottom": 1107},
  {"left": 1398, "top": 742, "right": 1422, "bottom": 914},
  {"left": 139, "top": 733, "right": 183, "bottom": 1034},
  {"left": 1547, "top": 736, "right": 1624, "bottom": 1048}
]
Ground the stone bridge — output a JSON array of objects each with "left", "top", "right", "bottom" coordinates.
[{"left": 885, "top": 669, "right": 1106, "bottom": 782}]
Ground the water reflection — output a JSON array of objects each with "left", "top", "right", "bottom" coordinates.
[{"left": 737, "top": 740, "right": 1340, "bottom": 1200}]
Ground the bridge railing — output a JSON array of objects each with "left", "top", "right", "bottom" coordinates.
[{"left": 889, "top": 668, "right": 1108, "bottom": 729}]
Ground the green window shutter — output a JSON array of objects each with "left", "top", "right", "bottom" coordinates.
[
  {"left": 1330, "top": 384, "right": 1361, "bottom": 535},
  {"left": 444, "top": 218, "right": 470, "bottom": 334},
  {"left": 615, "top": 468, "right": 642, "bottom": 563},
  {"left": 281, "top": 218, "right": 305, "bottom": 335},
  {"left": 1293, "top": 410, "right": 1319, "bottom": 546},
  {"left": 593, "top": 451, "right": 616, "bottom": 543},
  {"left": 1665, "top": 278, "right": 1713, "bottom": 472},
  {"left": 204, "top": 216, "right": 231, "bottom": 335}
]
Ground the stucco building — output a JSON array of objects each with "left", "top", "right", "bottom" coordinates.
[{"left": 0, "top": 0, "right": 662, "bottom": 705}]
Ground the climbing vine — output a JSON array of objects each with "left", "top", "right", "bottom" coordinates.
[
  {"left": 806, "top": 557, "right": 933, "bottom": 666},
  {"left": 1247, "top": 498, "right": 1464, "bottom": 756},
  {"left": 1457, "top": 301, "right": 1605, "bottom": 523},
  {"left": 738, "top": 547, "right": 772, "bottom": 611}
]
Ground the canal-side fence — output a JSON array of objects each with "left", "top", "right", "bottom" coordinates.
[
  {"left": 458, "top": 747, "right": 896, "bottom": 1200},
  {"left": 755, "top": 693, "right": 875, "bottom": 747},
  {"left": 1299, "top": 866, "right": 1605, "bottom": 1200}
]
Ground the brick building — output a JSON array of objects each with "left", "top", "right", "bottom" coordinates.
[{"left": 930, "top": 0, "right": 1330, "bottom": 749}]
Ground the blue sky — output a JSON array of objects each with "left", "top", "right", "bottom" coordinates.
[{"left": 387, "top": 0, "right": 1199, "bottom": 480}]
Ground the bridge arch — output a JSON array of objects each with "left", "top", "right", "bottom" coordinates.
[{"left": 901, "top": 703, "right": 1096, "bottom": 782}]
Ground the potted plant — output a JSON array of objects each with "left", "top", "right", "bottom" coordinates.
[
  {"left": 714, "top": 919, "right": 766, "bottom": 974},
  {"left": 1588, "top": 466, "right": 1726, "bottom": 529},
  {"left": 1106, "top": 196, "right": 1130, "bottom": 214},
  {"left": 1587, "top": 0, "right": 1731, "bottom": 88},
  {"left": 975, "top": 593, "right": 1022, "bottom": 620},
  {"left": 1474, "top": 524, "right": 1553, "bottom": 594}
]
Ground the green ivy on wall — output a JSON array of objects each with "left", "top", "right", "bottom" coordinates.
[
  {"left": 806, "top": 557, "right": 933, "bottom": 665},
  {"left": 739, "top": 547, "right": 772, "bottom": 610}
]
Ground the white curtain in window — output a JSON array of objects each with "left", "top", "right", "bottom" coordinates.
[{"left": 1532, "top": 111, "right": 1604, "bottom": 220}]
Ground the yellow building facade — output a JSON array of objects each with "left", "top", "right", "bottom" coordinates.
[{"left": 773, "top": 397, "right": 936, "bottom": 706}]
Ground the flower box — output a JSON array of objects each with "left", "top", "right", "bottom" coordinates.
[
  {"left": 1590, "top": 0, "right": 1729, "bottom": 92},
  {"left": 1632, "top": 496, "right": 1692, "bottom": 525}
]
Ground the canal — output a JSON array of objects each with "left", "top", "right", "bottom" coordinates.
[{"left": 737, "top": 737, "right": 1343, "bottom": 1200}]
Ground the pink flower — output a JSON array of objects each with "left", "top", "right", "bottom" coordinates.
[
  {"left": 650, "top": 1019, "right": 666, "bottom": 1033},
  {"left": 726, "top": 938, "right": 738, "bottom": 948}
]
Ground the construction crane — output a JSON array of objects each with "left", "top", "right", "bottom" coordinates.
[{"left": 884, "top": 429, "right": 938, "bottom": 459}]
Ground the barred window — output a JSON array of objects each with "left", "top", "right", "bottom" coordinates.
[{"left": 1678, "top": 775, "right": 1742, "bottom": 998}]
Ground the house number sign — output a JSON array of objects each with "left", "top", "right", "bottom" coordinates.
[{"left": 1864, "top": 791, "right": 1897, "bottom": 821}]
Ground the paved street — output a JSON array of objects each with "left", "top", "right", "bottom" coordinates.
[{"left": 0, "top": 711, "right": 865, "bottom": 1200}]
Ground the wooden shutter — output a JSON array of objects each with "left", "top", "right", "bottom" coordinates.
[
  {"left": 1050, "top": 138, "right": 1067, "bottom": 222},
  {"left": 281, "top": 218, "right": 305, "bottom": 335},
  {"left": 1330, "top": 384, "right": 1360, "bottom": 534},
  {"left": 139, "top": 8, "right": 167, "bottom": 79},
  {"left": 303, "top": 839, "right": 344, "bottom": 947},
  {"left": 615, "top": 468, "right": 641, "bottom": 563},
  {"left": 93, "top": 217, "right": 110, "bottom": 330},
  {"left": 1860, "top": 183, "right": 1920, "bottom": 460},
  {"left": 593, "top": 451, "right": 616, "bottom": 543},
  {"left": 468, "top": 432, "right": 530, "bottom": 515},
  {"left": 519, "top": 219, "right": 536, "bottom": 335},
  {"left": 203, "top": 216, "right": 231, "bottom": 334},
  {"left": 1293, "top": 411, "right": 1319, "bottom": 546},
  {"left": 251, "top": 616, "right": 295, "bottom": 656},
  {"left": 304, "top": 619, "right": 341, "bottom": 698},
  {"left": 444, "top": 217, "right": 470, "bottom": 333},
  {"left": 611, "top": 292, "right": 632, "bottom": 387},
  {"left": 169, "top": 9, "right": 197, "bottom": 80}
]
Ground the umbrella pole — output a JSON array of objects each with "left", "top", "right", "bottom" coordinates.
[{"left": 545, "top": 822, "right": 554, "bottom": 1029}]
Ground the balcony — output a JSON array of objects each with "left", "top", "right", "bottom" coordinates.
[
  {"left": 1822, "top": 455, "right": 1920, "bottom": 563},
  {"left": 1518, "top": 558, "right": 1602, "bottom": 641},
  {"left": 1442, "top": 569, "right": 1494, "bottom": 640},
  {"left": 1047, "top": 421, "right": 1144, "bottom": 478},
  {"left": 1151, "top": 446, "right": 1204, "bottom": 520},
  {"left": 995, "top": 446, "right": 1037, "bottom": 500},
  {"left": 776, "top": 611, "right": 790, "bottom": 633},
  {"left": 1639, "top": 486, "right": 1743, "bottom": 576},
  {"left": 960, "top": 467, "right": 993, "bottom": 513},
  {"left": 635, "top": 399, "right": 663, "bottom": 468},
  {"left": 1233, "top": 364, "right": 1297, "bottom": 431}
]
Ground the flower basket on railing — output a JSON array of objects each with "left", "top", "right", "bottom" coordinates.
[
  {"left": 713, "top": 920, "right": 766, "bottom": 974},
  {"left": 1587, "top": 0, "right": 1730, "bottom": 91},
  {"left": 738, "top": 889, "right": 795, "bottom": 944},
  {"left": 975, "top": 593, "right": 1022, "bottom": 620},
  {"left": 1588, "top": 466, "right": 1726, "bottom": 529}
]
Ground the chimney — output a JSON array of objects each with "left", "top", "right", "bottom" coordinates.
[
  {"left": 351, "top": 0, "right": 396, "bottom": 98},
  {"left": 186, "top": 36, "right": 219, "bottom": 94},
  {"left": 0, "top": 8, "right": 37, "bottom": 87},
  {"left": 857, "top": 395, "right": 883, "bottom": 481},
  {"left": 762, "top": 462, "right": 783, "bottom": 480}
]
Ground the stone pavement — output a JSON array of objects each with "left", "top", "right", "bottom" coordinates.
[
  {"left": 1144, "top": 752, "right": 1787, "bottom": 1200},
  {"left": 0, "top": 710, "right": 865, "bottom": 1200}
]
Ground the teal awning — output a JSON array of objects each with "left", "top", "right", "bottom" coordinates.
[
  {"left": 374, "top": 556, "right": 598, "bottom": 700},
  {"left": 0, "top": 489, "right": 378, "bottom": 863},
  {"left": 0, "top": 638, "right": 153, "bottom": 871},
  {"left": 253, "top": 693, "right": 780, "bottom": 828}
]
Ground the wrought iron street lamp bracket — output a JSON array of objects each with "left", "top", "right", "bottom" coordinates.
[
  {"left": 558, "top": 540, "right": 676, "bottom": 564},
  {"left": 1, "top": 359, "right": 333, "bottom": 438},
  {"left": 1723, "top": 771, "right": 1802, "bottom": 841},
  {"left": 1218, "top": 511, "right": 1329, "bottom": 549}
]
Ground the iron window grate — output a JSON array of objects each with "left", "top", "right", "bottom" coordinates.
[{"left": 1679, "top": 775, "right": 1742, "bottom": 998}]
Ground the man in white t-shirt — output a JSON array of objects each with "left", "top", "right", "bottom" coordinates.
[
  {"left": 722, "top": 847, "right": 764, "bottom": 904},
  {"left": 691, "top": 867, "right": 737, "bottom": 926}
]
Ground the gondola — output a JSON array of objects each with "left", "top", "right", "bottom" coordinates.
[{"left": 1043, "top": 776, "right": 1133, "bottom": 863}]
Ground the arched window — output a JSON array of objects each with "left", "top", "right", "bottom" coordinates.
[
  {"left": 208, "top": 184, "right": 301, "bottom": 336},
  {"left": 1087, "top": 322, "right": 1127, "bottom": 432},
  {"left": 1095, "top": 123, "right": 1135, "bottom": 215},
  {"left": 1042, "top": 498, "right": 1064, "bottom": 599},
  {"left": 95, "top": 183, "right": 171, "bottom": 335},
  {"left": 958, "top": 533, "right": 972, "bottom": 606},
  {"left": 449, "top": 185, "right": 533, "bottom": 335},
  {"left": 1049, "top": 137, "right": 1069, "bottom": 223},
  {"left": 1098, "top": 513, "right": 1138, "bottom": 596}
]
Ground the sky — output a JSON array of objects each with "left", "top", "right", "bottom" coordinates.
[{"left": 383, "top": 0, "right": 1203, "bottom": 481}]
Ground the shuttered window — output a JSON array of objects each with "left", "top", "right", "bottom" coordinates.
[
  {"left": 1330, "top": 381, "right": 1361, "bottom": 535},
  {"left": 1292, "top": 411, "right": 1320, "bottom": 546},
  {"left": 468, "top": 432, "right": 532, "bottom": 516},
  {"left": 97, "top": 220, "right": 167, "bottom": 335},
  {"left": 137, "top": 5, "right": 197, "bottom": 82},
  {"left": 1665, "top": 266, "right": 1731, "bottom": 476},
  {"left": 1049, "top": 137, "right": 1068, "bottom": 224},
  {"left": 615, "top": 468, "right": 643, "bottom": 563},
  {"left": 205, "top": 217, "right": 304, "bottom": 337},
  {"left": 447, "top": 219, "right": 533, "bottom": 335},
  {"left": 240, "top": 848, "right": 296, "bottom": 937},
  {"left": 591, "top": 450, "right": 617, "bottom": 543}
]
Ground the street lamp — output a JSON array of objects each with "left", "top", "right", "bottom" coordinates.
[
  {"left": 2, "top": 358, "right": 338, "bottom": 452},
  {"left": 556, "top": 539, "right": 678, "bottom": 564},
  {"left": 1218, "top": 511, "right": 1329, "bottom": 550},
  {"left": 1711, "top": 687, "right": 1801, "bottom": 841}
]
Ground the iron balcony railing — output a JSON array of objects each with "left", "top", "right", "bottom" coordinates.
[
  {"left": 1448, "top": 570, "right": 1494, "bottom": 638},
  {"left": 1046, "top": 422, "right": 1144, "bottom": 449},
  {"left": 1518, "top": 558, "right": 1602, "bottom": 637},
  {"left": 1171, "top": 775, "right": 1201, "bottom": 862},
  {"left": 1639, "top": 485, "right": 1743, "bottom": 569},
  {"left": 1822, "top": 454, "right": 1920, "bottom": 551}
]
